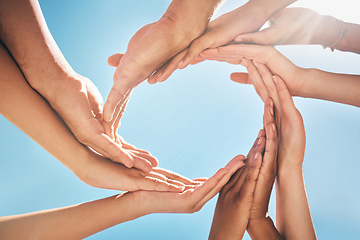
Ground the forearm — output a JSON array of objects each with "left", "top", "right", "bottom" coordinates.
[
  {"left": 247, "top": 217, "right": 283, "bottom": 240},
  {"left": 0, "top": 0, "right": 74, "bottom": 97},
  {"left": 0, "top": 193, "right": 144, "bottom": 240},
  {"left": 300, "top": 68, "right": 360, "bottom": 107},
  {"left": 0, "top": 43, "right": 86, "bottom": 177},
  {"left": 276, "top": 167, "right": 316, "bottom": 240}
]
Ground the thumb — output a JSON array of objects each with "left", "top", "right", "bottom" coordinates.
[
  {"left": 108, "top": 53, "right": 124, "bottom": 67},
  {"left": 234, "top": 30, "right": 271, "bottom": 45},
  {"left": 230, "top": 72, "right": 252, "bottom": 85}
]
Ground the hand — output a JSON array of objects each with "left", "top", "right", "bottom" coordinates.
[
  {"left": 49, "top": 73, "right": 156, "bottom": 172},
  {"left": 147, "top": 3, "right": 269, "bottom": 84},
  {"left": 132, "top": 155, "right": 246, "bottom": 214},
  {"left": 78, "top": 148, "right": 198, "bottom": 192},
  {"left": 248, "top": 99, "right": 278, "bottom": 221},
  {"left": 240, "top": 59, "right": 305, "bottom": 168},
  {"left": 208, "top": 131, "right": 266, "bottom": 240},
  {"left": 234, "top": 8, "right": 322, "bottom": 46},
  {"left": 195, "top": 44, "right": 306, "bottom": 97},
  {"left": 103, "top": 0, "right": 219, "bottom": 123}
]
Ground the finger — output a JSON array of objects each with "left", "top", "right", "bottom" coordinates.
[
  {"left": 241, "top": 58, "right": 269, "bottom": 102},
  {"left": 192, "top": 155, "right": 246, "bottom": 210},
  {"left": 178, "top": 34, "right": 215, "bottom": 69},
  {"left": 262, "top": 98, "right": 278, "bottom": 174},
  {"left": 139, "top": 176, "right": 185, "bottom": 192},
  {"left": 108, "top": 53, "right": 124, "bottom": 67},
  {"left": 230, "top": 72, "right": 252, "bottom": 85},
  {"left": 146, "top": 171, "right": 186, "bottom": 187},
  {"left": 129, "top": 150, "right": 158, "bottom": 167},
  {"left": 112, "top": 89, "right": 132, "bottom": 128},
  {"left": 148, "top": 49, "right": 188, "bottom": 84},
  {"left": 247, "top": 129, "right": 265, "bottom": 158},
  {"left": 152, "top": 168, "right": 195, "bottom": 185},
  {"left": 103, "top": 70, "right": 134, "bottom": 122},
  {"left": 220, "top": 164, "right": 246, "bottom": 194},
  {"left": 192, "top": 177, "right": 208, "bottom": 182},
  {"left": 254, "top": 62, "right": 282, "bottom": 113},
  {"left": 237, "top": 152, "right": 262, "bottom": 200},
  {"left": 131, "top": 153, "right": 153, "bottom": 173},
  {"left": 273, "top": 75, "right": 297, "bottom": 114},
  {"left": 86, "top": 133, "right": 134, "bottom": 168},
  {"left": 234, "top": 28, "right": 274, "bottom": 45}
]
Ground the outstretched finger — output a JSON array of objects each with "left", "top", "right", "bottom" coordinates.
[
  {"left": 242, "top": 58, "right": 269, "bottom": 102},
  {"left": 153, "top": 168, "right": 195, "bottom": 185},
  {"left": 139, "top": 176, "right": 185, "bottom": 192},
  {"left": 87, "top": 133, "right": 134, "bottom": 168}
]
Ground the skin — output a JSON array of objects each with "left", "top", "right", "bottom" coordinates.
[
  {"left": 103, "top": 0, "right": 224, "bottom": 123},
  {"left": 0, "top": 0, "right": 154, "bottom": 171},
  {"left": 209, "top": 98, "right": 280, "bottom": 240},
  {"left": 209, "top": 98, "right": 282, "bottom": 240},
  {"left": 234, "top": 7, "right": 360, "bottom": 54},
  {"left": 0, "top": 41, "right": 196, "bottom": 192},
  {"left": 0, "top": 156, "right": 245, "bottom": 240},
  {"left": 192, "top": 44, "right": 360, "bottom": 108},
  {"left": 147, "top": 0, "right": 297, "bottom": 84},
  {"left": 242, "top": 59, "right": 316, "bottom": 240}
]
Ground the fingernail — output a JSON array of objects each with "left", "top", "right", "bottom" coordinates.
[
  {"left": 235, "top": 37, "right": 242, "bottom": 42},
  {"left": 178, "top": 60, "right": 185, "bottom": 69},
  {"left": 240, "top": 59, "right": 247, "bottom": 67},
  {"left": 258, "top": 137, "right": 263, "bottom": 145},
  {"left": 273, "top": 76, "right": 278, "bottom": 84},
  {"left": 257, "top": 130, "right": 262, "bottom": 138},
  {"left": 269, "top": 106, "right": 274, "bottom": 115},
  {"left": 269, "top": 99, "right": 274, "bottom": 108},
  {"left": 253, "top": 61, "right": 260, "bottom": 68},
  {"left": 255, "top": 152, "right": 260, "bottom": 160}
]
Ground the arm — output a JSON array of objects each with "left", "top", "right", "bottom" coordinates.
[
  {"left": 241, "top": 59, "right": 316, "bottom": 239},
  {"left": 147, "top": 0, "right": 297, "bottom": 84},
  {"left": 0, "top": 42, "right": 191, "bottom": 192},
  {"left": 0, "top": 155, "right": 244, "bottom": 240},
  {"left": 102, "top": 0, "right": 223, "bottom": 122},
  {"left": 195, "top": 44, "right": 360, "bottom": 107},
  {"left": 234, "top": 7, "right": 360, "bottom": 54},
  {"left": 0, "top": 0, "right": 152, "bottom": 170}
]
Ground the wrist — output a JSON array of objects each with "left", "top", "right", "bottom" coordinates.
[{"left": 314, "top": 15, "right": 343, "bottom": 48}]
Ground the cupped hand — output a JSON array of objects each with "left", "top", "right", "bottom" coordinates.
[
  {"left": 133, "top": 155, "right": 246, "bottom": 215},
  {"left": 77, "top": 149, "right": 196, "bottom": 192},
  {"left": 147, "top": 4, "right": 269, "bottom": 84},
  {"left": 195, "top": 44, "right": 306, "bottom": 96},
  {"left": 234, "top": 8, "right": 322, "bottom": 46},
  {"left": 49, "top": 73, "right": 155, "bottom": 172},
  {"left": 208, "top": 130, "right": 266, "bottom": 240}
]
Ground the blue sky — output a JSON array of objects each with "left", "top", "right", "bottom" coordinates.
[{"left": 1, "top": 0, "right": 359, "bottom": 239}]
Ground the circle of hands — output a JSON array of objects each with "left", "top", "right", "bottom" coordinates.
[{"left": 46, "top": 6, "right": 314, "bottom": 239}]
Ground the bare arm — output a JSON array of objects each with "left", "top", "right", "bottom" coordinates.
[
  {"left": 0, "top": 155, "right": 244, "bottom": 239},
  {"left": 0, "top": 42, "right": 193, "bottom": 192},
  {"left": 195, "top": 44, "right": 360, "bottom": 108}
]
